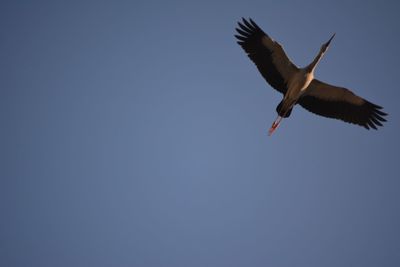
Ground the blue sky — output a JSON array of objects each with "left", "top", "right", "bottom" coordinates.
[{"left": 1, "top": 1, "right": 399, "bottom": 266}]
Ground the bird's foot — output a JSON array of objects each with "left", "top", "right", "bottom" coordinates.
[{"left": 268, "top": 116, "right": 283, "bottom": 136}]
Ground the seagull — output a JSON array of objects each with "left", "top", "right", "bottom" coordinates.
[{"left": 235, "top": 18, "right": 387, "bottom": 135}]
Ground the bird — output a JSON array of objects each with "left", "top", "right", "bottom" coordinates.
[{"left": 235, "top": 18, "right": 387, "bottom": 135}]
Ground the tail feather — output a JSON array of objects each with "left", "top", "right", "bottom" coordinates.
[{"left": 276, "top": 100, "right": 292, "bottom": 118}]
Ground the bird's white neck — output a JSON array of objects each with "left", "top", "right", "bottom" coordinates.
[{"left": 306, "top": 50, "right": 325, "bottom": 73}]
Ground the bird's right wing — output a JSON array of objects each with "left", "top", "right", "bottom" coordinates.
[
  {"left": 235, "top": 18, "right": 299, "bottom": 95},
  {"left": 298, "top": 79, "right": 387, "bottom": 129}
]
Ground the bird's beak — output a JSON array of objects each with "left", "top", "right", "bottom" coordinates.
[{"left": 325, "top": 33, "right": 336, "bottom": 47}]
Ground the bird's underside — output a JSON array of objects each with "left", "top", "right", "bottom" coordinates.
[{"left": 235, "top": 18, "right": 387, "bottom": 134}]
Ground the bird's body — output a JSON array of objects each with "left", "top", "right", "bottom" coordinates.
[
  {"left": 235, "top": 18, "right": 387, "bottom": 135},
  {"left": 284, "top": 69, "right": 314, "bottom": 107}
]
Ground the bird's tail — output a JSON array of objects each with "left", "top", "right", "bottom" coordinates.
[
  {"left": 276, "top": 100, "right": 293, "bottom": 118},
  {"left": 269, "top": 100, "right": 295, "bottom": 136}
]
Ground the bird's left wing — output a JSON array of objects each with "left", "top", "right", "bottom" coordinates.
[
  {"left": 235, "top": 18, "right": 298, "bottom": 94},
  {"left": 298, "top": 79, "right": 387, "bottom": 129}
]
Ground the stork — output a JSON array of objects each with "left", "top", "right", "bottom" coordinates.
[{"left": 235, "top": 18, "right": 387, "bottom": 135}]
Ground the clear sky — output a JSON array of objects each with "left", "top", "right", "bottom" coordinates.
[{"left": 1, "top": 1, "right": 399, "bottom": 266}]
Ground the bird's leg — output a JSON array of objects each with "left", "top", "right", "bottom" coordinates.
[{"left": 268, "top": 116, "right": 283, "bottom": 136}]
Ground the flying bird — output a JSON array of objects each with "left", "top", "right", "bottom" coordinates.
[{"left": 235, "top": 18, "right": 387, "bottom": 135}]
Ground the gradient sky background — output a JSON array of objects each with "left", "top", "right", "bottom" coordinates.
[{"left": 1, "top": 1, "right": 399, "bottom": 266}]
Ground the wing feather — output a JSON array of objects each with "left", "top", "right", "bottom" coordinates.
[
  {"left": 235, "top": 18, "right": 298, "bottom": 94},
  {"left": 299, "top": 79, "right": 387, "bottom": 129}
]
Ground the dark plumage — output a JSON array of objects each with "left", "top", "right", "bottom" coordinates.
[
  {"left": 298, "top": 80, "right": 387, "bottom": 130},
  {"left": 235, "top": 18, "right": 294, "bottom": 94}
]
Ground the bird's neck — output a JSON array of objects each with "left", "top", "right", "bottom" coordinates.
[{"left": 306, "top": 50, "right": 325, "bottom": 73}]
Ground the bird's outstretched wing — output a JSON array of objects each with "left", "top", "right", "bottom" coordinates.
[
  {"left": 298, "top": 79, "right": 387, "bottom": 129},
  {"left": 235, "top": 18, "right": 298, "bottom": 94}
]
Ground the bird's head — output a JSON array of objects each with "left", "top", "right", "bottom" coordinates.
[{"left": 321, "top": 33, "right": 335, "bottom": 53}]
